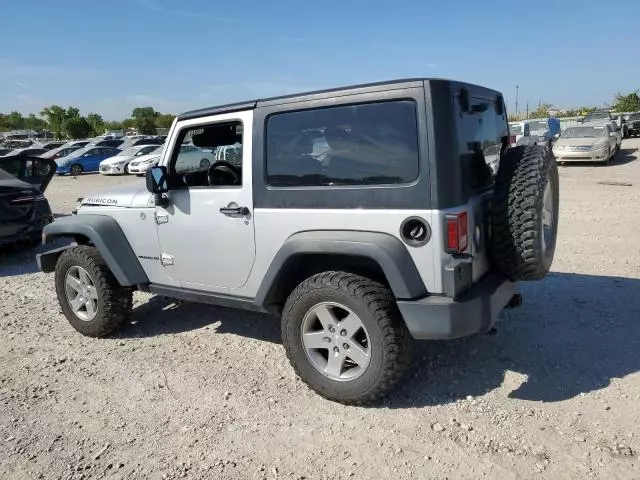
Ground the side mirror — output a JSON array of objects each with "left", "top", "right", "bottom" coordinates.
[{"left": 146, "top": 166, "right": 169, "bottom": 207}]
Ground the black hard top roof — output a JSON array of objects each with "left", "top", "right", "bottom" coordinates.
[{"left": 178, "top": 78, "right": 497, "bottom": 121}]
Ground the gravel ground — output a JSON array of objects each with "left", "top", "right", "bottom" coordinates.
[{"left": 1, "top": 142, "right": 640, "bottom": 480}]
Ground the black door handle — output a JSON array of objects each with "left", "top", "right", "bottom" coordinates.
[{"left": 219, "top": 206, "right": 249, "bottom": 217}]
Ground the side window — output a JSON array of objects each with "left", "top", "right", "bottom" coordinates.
[
  {"left": 266, "top": 100, "right": 420, "bottom": 187},
  {"left": 170, "top": 121, "right": 243, "bottom": 187},
  {"left": 455, "top": 96, "right": 508, "bottom": 190}
]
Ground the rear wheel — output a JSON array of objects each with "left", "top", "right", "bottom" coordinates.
[
  {"left": 490, "top": 145, "right": 559, "bottom": 281},
  {"left": 282, "top": 271, "right": 410, "bottom": 405},
  {"left": 70, "top": 164, "right": 83, "bottom": 176},
  {"left": 54, "top": 245, "right": 132, "bottom": 337}
]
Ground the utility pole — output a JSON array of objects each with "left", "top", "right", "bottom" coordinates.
[
  {"left": 526, "top": 100, "right": 529, "bottom": 119},
  {"left": 515, "top": 85, "right": 519, "bottom": 118}
]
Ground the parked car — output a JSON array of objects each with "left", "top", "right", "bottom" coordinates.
[
  {"left": 40, "top": 141, "right": 66, "bottom": 151},
  {"left": 626, "top": 112, "right": 640, "bottom": 137},
  {"left": 581, "top": 111, "right": 612, "bottom": 124},
  {"left": 127, "top": 149, "right": 163, "bottom": 176},
  {"left": 40, "top": 145, "right": 84, "bottom": 161},
  {"left": 0, "top": 148, "right": 14, "bottom": 157},
  {"left": 611, "top": 115, "right": 629, "bottom": 138},
  {"left": 0, "top": 154, "right": 55, "bottom": 247},
  {"left": 552, "top": 125, "right": 616, "bottom": 163},
  {"left": 99, "top": 145, "right": 162, "bottom": 175},
  {"left": 56, "top": 146, "right": 121, "bottom": 176},
  {"left": 174, "top": 144, "right": 216, "bottom": 172},
  {"left": 4, "top": 147, "right": 49, "bottom": 157},
  {"left": 508, "top": 121, "right": 531, "bottom": 144},
  {"left": 92, "top": 139, "right": 125, "bottom": 148},
  {"left": 130, "top": 137, "right": 164, "bottom": 147}
]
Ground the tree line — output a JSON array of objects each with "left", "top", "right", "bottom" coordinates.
[
  {"left": 509, "top": 91, "right": 640, "bottom": 121},
  {"left": 0, "top": 106, "right": 176, "bottom": 139}
]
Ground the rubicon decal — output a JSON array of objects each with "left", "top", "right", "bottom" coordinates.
[{"left": 84, "top": 197, "right": 118, "bottom": 205}]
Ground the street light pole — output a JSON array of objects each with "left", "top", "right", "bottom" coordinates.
[{"left": 515, "top": 85, "right": 519, "bottom": 118}]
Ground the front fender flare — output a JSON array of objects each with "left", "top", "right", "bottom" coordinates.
[
  {"left": 37, "top": 214, "right": 149, "bottom": 287},
  {"left": 254, "top": 230, "right": 428, "bottom": 308}
]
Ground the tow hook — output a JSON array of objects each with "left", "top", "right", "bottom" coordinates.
[{"left": 505, "top": 293, "right": 523, "bottom": 309}]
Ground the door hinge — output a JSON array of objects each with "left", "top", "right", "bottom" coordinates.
[
  {"left": 160, "top": 253, "right": 174, "bottom": 266},
  {"left": 155, "top": 211, "right": 169, "bottom": 224}
]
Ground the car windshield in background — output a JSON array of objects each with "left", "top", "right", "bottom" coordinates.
[
  {"left": 584, "top": 112, "right": 609, "bottom": 121},
  {"left": 562, "top": 126, "right": 607, "bottom": 138},
  {"left": 116, "top": 147, "right": 142, "bottom": 157},
  {"left": 510, "top": 124, "right": 523, "bottom": 134},
  {"left": 628, "top": 113, "right": 640, "bottom": 121},
  {"left": 530, "top": 122, "right": 547, "bottom": 132}
]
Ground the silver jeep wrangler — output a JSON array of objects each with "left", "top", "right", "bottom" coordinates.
[{"left": 37, "top": 79, "right": 559, "bottom": 404}]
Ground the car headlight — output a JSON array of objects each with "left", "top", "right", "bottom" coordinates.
[{"left": 592, "top": 142, "right": 607, "bottom": 150}]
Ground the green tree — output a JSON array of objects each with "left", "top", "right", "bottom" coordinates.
[
  {"left": 529, "top": 103, "right": 553, "bottom": 119},
  {"left": 154, "top": 113, "right": 175, "bottom": 129},
  {"left": 104, "top": 120, "right": 123, "bottom": 131},
  {"left": 24, "top": 114, "right": 48, "bottom": 132},
  {"left": 63, "top": 117, "right": 92, "bottom": 139},
  {"left": 40, "top": 105, "right": 67, "bottom": 139},
  {"left": 122, "top": 118, "right": 136, "bottom": 129},
  {"left": 86, "top": 113, "right": 105, "bottom": 136},
  {"left": 65, "top": 107, "right": 81, "bottom": 120},
  {"left": 611, "top": 92, "right": 640, "bottom": 112},
  {"left": 131, "top": 107, "right": 157, "bottom": 135}
]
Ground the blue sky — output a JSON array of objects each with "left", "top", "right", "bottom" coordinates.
[{"left": 1, "top": 0, "right": 639, "bottom": 120}]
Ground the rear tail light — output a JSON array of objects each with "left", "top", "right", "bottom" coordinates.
[
  {"left": 10, "top": 195, "right": 37, "bottom": 204},
  {"left": 509, "top": 134, "right": 517, "bottom": 145},
  {"left": 446, "top": 211, "right": 468, "bottom": 254}
]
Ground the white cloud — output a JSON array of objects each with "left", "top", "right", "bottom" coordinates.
[{"left": 134, "top": 0, "right": 239, "bottom": 23}]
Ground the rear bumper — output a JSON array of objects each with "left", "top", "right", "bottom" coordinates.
[{"left": 397, "top": 273, "right": 516, "bottom": 340}]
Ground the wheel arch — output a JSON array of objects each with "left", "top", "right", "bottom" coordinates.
[
  {"left": 37, "top": 214, "right": 149, "bottom": 287},
  {"left": 254, "top": 230, "right": 428, "bottom": 313}
]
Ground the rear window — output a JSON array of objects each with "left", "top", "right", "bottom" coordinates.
[
  {"left": 455, "top": 96, "right": 508, "bottom": 190},
  {"left": 266, "top": 100, "right": 420, "bottom": 187}
]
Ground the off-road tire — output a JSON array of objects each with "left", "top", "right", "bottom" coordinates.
[
  {"left": 282, "top": 271, "right": 410, "bottom": 405},
  {"left": 490, "top": 144, "right": 559, "bottom": 281},
  {"left": 54, "top": 245, "right": 132, "bottom": 337}
]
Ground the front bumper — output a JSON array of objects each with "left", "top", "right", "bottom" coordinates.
[
  {"left": 56, "top": 165, "right": 71, "bottom": 174},
  {"left": 396, "top": 273, "right": 516, "bottom": 340},
  {"left": 553, "top": 147, "right": 609, "bottom": 162},
  {"left": 100, "top": 164, "right": 126, "bottom": 175},
  {"left": 128, "top": 163, "right": 153, "bottom": 174}
]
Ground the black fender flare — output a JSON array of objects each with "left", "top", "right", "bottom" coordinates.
[
  {"left": 254, "top": 230, "right": 428, "bottom": 309},
  {"left": 36, "top": 214, "right": 149, "bottom": 287}
]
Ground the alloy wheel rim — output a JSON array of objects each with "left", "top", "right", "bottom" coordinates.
[
  {"left": 64, "top": 266, "right": 98, "bottom": 321},
  {"left": 300, "top": 302, "right": 371, "bottom": 381}
]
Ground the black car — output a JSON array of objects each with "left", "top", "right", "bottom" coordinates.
[
  {"left": 626, "top": 113, "right": 640, "bottom": 137},
  {"left": 0, "top": 155, "right": 56, "bottom": 248},
  {"left": 93, "top": 139, "right": 124, "bottom": 148},
  {"left": 131, "top": 137, "right": 164, "bottom": 146}
]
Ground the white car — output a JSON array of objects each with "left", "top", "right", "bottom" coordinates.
[
  {"left": 98, "top": 145, "right": 161, "bottom": 175},
  {"left": 173, "top": 144, "right": 216, "bottom": 173},
  {"left": 509, "top": 121, "right": 531, "bottom": 144},
  {"left": 127, "top": 149, "right": 164, "bottom": 176},
  {"left": 552, "top": 125, "right": 616, "bottom": 163}
]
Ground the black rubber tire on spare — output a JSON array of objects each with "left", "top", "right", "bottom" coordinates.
[
  {"left": 490, "top": 144, "right": 559, "bottom": 281},
  {"left": 54, "top": 245, "right": 132, "bottom": 337},
  {"left": 281, "top": 271, "right": 410, "bottom": 405}
]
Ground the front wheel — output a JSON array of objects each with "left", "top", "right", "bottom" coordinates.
[
  {"left": 54, "top": 245, "right": 132, "bottom": 337},
  {"left": 282, "top": 272, "right": 410, "bottom": 405}
]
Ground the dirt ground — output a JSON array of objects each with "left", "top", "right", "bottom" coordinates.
[{"left": 1, "top": 142, "right": 640, "bottom": 480}]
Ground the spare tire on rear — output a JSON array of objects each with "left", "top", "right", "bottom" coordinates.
[{"left": 490, "top": 144, "right": 559, "bottom": 281}]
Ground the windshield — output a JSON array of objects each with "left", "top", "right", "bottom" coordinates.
[
  {"left": 584, "top": 112, "right": 609, "bottom": 122},
  {"left": 510, "top": 124, "right": 523, "bottom": 134},
  {"left": 562, "top": 126, "right": 607, "bottom": 138},
  {"left": 628, "top": 113, "right": 640, "bottom": 121},
  {"left": 529, "top": 121, "right": 548, "bottom": 132},
  {"left": 116, "top": 147, "right": 142, "bottom": 157}
]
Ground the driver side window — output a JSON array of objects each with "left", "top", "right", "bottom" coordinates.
[{"left": 171, "top": 121, "right": 243, "bottom": 187}]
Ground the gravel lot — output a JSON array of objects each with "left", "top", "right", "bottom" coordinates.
[{"left": 2, "top": 141, "right": 640, "bottom": 480}]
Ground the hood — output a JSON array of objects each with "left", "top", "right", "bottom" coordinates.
[
  {"left": 79, "top": 182, "right": 153, "bottom": 209},
  {"left": 100, "top": 155, "right": 135, "bottom": 166},
  {"left": 555, "top": 137, "right": 607, "bottom": 147}
]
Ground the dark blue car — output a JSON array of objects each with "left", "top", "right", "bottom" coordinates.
[{"left": 56, "top": 146, "right": 121, "bottom": 175}]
